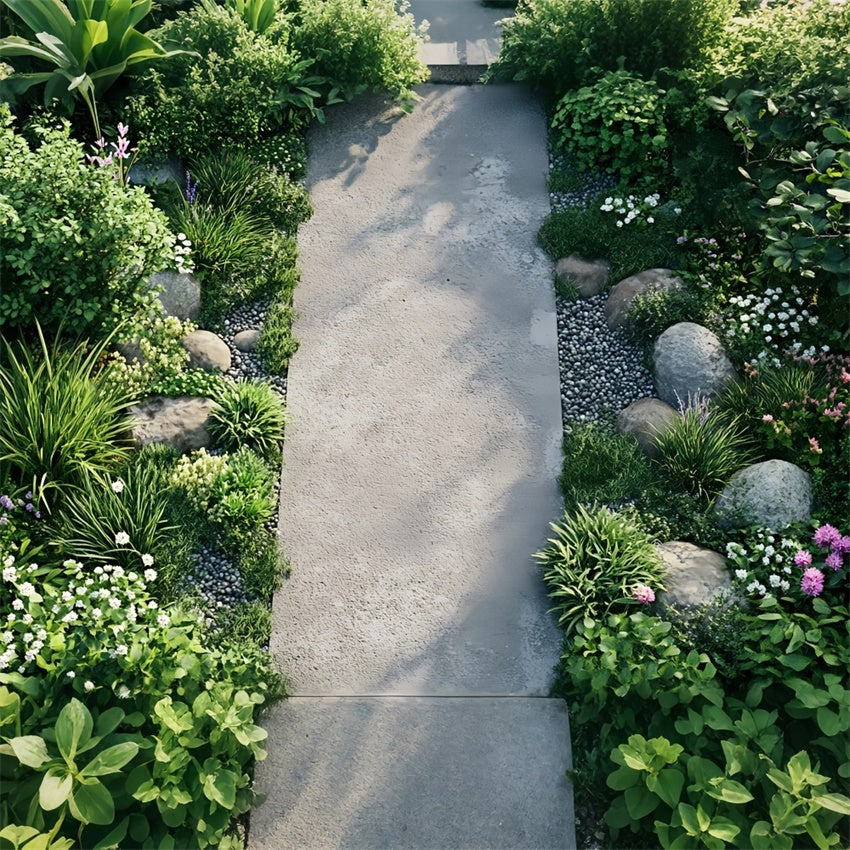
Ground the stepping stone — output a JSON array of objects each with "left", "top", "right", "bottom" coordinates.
[{"left": 250, "top": 697, "right": 575, "bottom": 850}]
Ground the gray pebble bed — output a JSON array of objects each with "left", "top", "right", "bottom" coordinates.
[{"left": 221, "top": 300, "right": 288, "bottom": 396}]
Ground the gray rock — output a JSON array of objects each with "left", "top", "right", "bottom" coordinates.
[
  {"left": 115, "top": 338, "right": 146, "bottom": 367},
  {"left": 604, "top": 268, "right": 683, "bottom": 329},
  {"left": 150, "top": 270, "right": 201, "bottom": 322},
  {"left": 655, "top": 541, "right": 731, "bottom": 613},
  {"left": 128, "top": 396, "right": 214, "bottom": 452},
  {"left": 616, "top": 397, "right": 678, "bottom": 458},
  {"left": 653, "top": 322, "right": 737, "bottom": 406},
  {"left": 713, "top": 459, "right": 812, "bottom": 530},
  {"left": 233, "top": 329, "right": 261, "bottom": 352},
  {"left": 128, "top": 155, "right": 184, "bottom": 187},
  {"left": 555, "top": 255, "right": 610, "bottom": 299},
  {"left": 183, "top": 329, "right": 231, "bottom": 372}
]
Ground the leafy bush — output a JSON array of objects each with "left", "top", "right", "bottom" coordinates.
[
  {"left": 709, "top": 0, "right": 850, "bottom": 91},
  {"left": 652, "top": 401, "right": 754, "bottom": 499},
  {"left": 228, "top": 128, "right": 307, "bottom": 178},
  {"left": 51, "top": 467, "right": 174, "bottom": 571},
  {"left": 237, "top": 533, "right": 287, "bottom": 601},
  {"left": 489, "top": 0, "right": 735, "bottom": 99},
  {"left": 291, "top": 0, "right": 428, "bottom": 104},
  {"left": 124, "top": 2, "right": 311, "bottom": 158},
  {"left": 626, "top": 284, "right": 713, "bottom": 357},
  {"left": 209, "top": 379, "right": 286, "bottom": 462},
  {"left": 0, "top": 109, "right": 173, "bottom": 336},
  {"left": 536, "top": 504, "right": 666, "bottom": 634},
  {"left": 0, "top": 327, "right": 133, "bottom": 511},
  {"left": 559, "top": 421, "right": 654, "bottom": 508},
  {"left": 188, "top": 149, "right": 312, "bottom": 234},
  {"left": 551, "top": 70, "right": 670, "bottom": 186}
]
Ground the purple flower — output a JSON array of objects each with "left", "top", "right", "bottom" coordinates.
[
  {"left": 835, "top": 536, "right": 850, "bottom": 554},
  {"left": 24, "top": 503, "right": 33, "bottom": 513},
  {"left": 185, "top": 172, "right": 198, "bottom": 204},
  {"left": 794, "top": 550, "right": 813, "bottom": 567},
  {"left": 814, "top": 524, "right": 841, "bottom": 548},
  {"left": 825, "top": 551, "right": 843, "bottom": 570},
  {"left": 632, "top": 584, "right": 655, "bottom": 604},
  {"left": 0, "top": 495, "right": 13, "bottom": 511},
  {"left": 801, "top": 568, "right": 825, "bottom": 597}
]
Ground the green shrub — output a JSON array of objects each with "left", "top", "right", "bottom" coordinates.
[
  {"left": 626, "top": 285, "right": 713, "bottom": 356},
  {"left": 51, "top": 466, "right": 174, "bottom": 572},
  {"left": 489, "top": 0, "right": 735, "bottom": 99},
  {"left": 551, "top": 70, "right": 670, "bottom": 186},
  {"left": 209, "top": 379, "right": 286, "bottom": 462},
  {"left": 237, "top": 532, "right": 287, "bottom": 601},
  {"left": 652, "top": 403, "right": 754, "bottom": 499},
  {"left": 538, "top": 202, "right": 680, "bottom": 282},
  {"left": 188, "top": 149, "right": 312, "bottom": 234},
  {"left": 256, "top": 297, "right": 299, "bottom": 374},
  {"left": 559, "top": 422, "right": 654, "bottom": 508},
  {"left": 0, "top": 109, "right": 173, "bottom": 336},
  {"left": 125, "top": 2, "right": 310, "bottom": 158},
  {"left": 228, "top": 128, "right": 307, "bottom": 178},
  {"left": 0, "top": 327, "right": 133, "bottom": 512},
  {"left": 291, "top": 0, "right": 428, "bottom": 104},
  {"left": 709, "top": 0, "right": 850, "bottom": 91},
  {"left": 536, "top": 504, "right": 666, "bottom": 635}
]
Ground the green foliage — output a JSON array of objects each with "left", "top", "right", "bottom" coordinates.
[
  {"left": 551, "top": 70, "right": 669, "bottom": 185},
  {"left": 559, "top": 421, "right": 654, "bottom": 508},
  {"left": 626, "top": 285, "right": 713, "bottom": 357},
  {"left": 489, "top": 0, "right": 735, "bottom": 99},
  {"left": 0, "top": 0, "right": 192, "bottom": 135},
  {"left": 236, "top": 533, "right": 287, "bottom": 602},
  {"left": 188, "top": 149, "right": 312, "bottom": 234},
  {"left": 224, "top": 0, "right": 277, "bottom": 34},
  {"left": 652, "top": 404, "right": 755, "bottom": 499},
  {"left": 291, "top": 0, "right": 428, "bottom": 105},
  {"left": 208, "top": 380, "right": 286, "bottom": 462},
  {"left": 256, "top": 297, "right": 299, "bottom": 374},
  {"left": 212, "top": 599, "right": 272, "bottom": 647},
  {"left": 0, "top": 327, "right": 133, "bottom": 512},
  {"left": 709, "top": 0, "right": 850, "bottom": 92},
  {"left": 538, "top": 201, "right": 680, "bottom": 282},
  {"left": 228, "top": 128, "right": 307, "bottom": 178},
  {"left": 51, "top": 466, "right": 174, "bottom": 571},
  {"left": 124, "top": 2, "right": 314, "bottom": 158},
  {"left": 0, "top": 109, "right": 173, "bottom": 336},
  {"left": 536, "top": 504, "right": 665, "bottom": 634}
]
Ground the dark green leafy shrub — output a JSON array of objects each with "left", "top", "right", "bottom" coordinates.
[
  {"left": 652, "top": 404, "right": 755, "bottom": 499},
  {"left": 125, "top": 2, "right": 310, "bottom": 158},
  {"left": 0, "top": 327, "right": 133, "bottom": 511},
  {"left": 189, "top": 149, "right": 312, "bottom": 234},
  {"left": 237, "top": 532, "right": 287, "bottom": 601},
  {"left": 626, "top": 284, "right": 713, "bottom": 357},
  {"left": 291, "top": 0, "right": 428, "bottom": 104},
  {"left": 209, "top": 379, "right": 286, "bottom": 462},
  {"left": 489, "top": 0, "right": 735, "bottom": 99},
  {"left": 559, "top": 422, "right": 654, "bottom": 508},
  {"left": 0, "top": 109, "right": 172, "bottom": 335},
  {"left": 551, "top": 70, "right": 670, "bottom": 185},
  {"left": 228, "top": 128, "right": 307, "bottom": 178},
  {"left": 536, "top": 504, "right": 666, "bottom": 634}
]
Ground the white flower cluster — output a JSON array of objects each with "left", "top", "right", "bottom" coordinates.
[
  {"left": 724, "top": 285, "right": 828, "bottom": 363},
  {"left": 726, "top": 529, "right": 800, "bottom": 599},
  {"left": 171, "top": 231, "right": 195, "bottom": 275},
  {"left": 599, "top": 193, "right": 681, "bottom": 228},
  {"left": 1, "top": 555, "right": 167, "bottom": 675}
]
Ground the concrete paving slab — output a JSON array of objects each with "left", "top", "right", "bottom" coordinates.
[
  {"left": 420, "top": 41, "right": 461, "bottom": 66},
  {"left": 250, "top": 697, "right": 575, "bottom": 850},
  {"left": 466, "top": 38, "right": 499, "bottom": 66},
  {"left": 409, "top": 0, "right": 508, "bottom": 47},
  {"left": 270, "top": 84, "right": 563, "bottom": 697}
]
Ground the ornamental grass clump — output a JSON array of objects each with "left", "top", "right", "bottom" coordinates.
[
  {"left": 208, "top": 379, "right": 286, "bottom": 462},
  {"left": 536, "top": 504, "right": 665, "bottom": 634}
]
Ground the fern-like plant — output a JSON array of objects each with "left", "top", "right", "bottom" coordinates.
[{"left": 536, "top": 504, "right": 665, "bottom": 635}]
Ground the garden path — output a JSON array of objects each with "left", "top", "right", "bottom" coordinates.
[{"left": 250, "top": 43, "right": 576, "bottom": 849}]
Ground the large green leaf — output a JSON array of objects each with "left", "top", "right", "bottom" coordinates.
[
  {"left": 80, "top": 741, "right": 140, "bottom": 777},
  {"left": 55, "top": 698, "right": 92, "bottom": 765},
  {"left": 8, "top": 735, "right": 50, "bottom": 769},
  {"left": 69, "top": 779, "right": 115, "bottom": 825},
  {"left": 39, "top": 769, "right": 73, "bottom": 811}
]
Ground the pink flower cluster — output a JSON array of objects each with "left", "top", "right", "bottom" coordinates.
[
  {"left": 631, "top": 584, "right": 655, "bottom": 604},
  {"left": 796, "top": 524, "right": 849, "bottom": 597}
]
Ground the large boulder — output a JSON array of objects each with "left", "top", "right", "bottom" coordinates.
[
  {"left": 655, "top": 541, "right": 731, "bottom": 613},
  {"left": 653, "top": 322, "right": 737, "bottom": 406},
  {"left": 128, "top": 396, "right": 214, "bottom": 453},
  {"left": 150, "top": 270, "right": 201, "bottom": 322},
  {"left": 555, "top": 255, "right": 610, "bottom": 299},
  {"left": 617, "top": 397, "right": 678, "bottom": 458},
  {"left": 128, "top": 155, "right": 184, "bottom": 187},
  {"left": 183, "top": 329, "right": 231, "bottom": 373},
  {"left": 604, "top": 268, "right": 682, "bottom": 328},
  {"left": 713, "top": 459, "right": 812, "bottom": 530}
]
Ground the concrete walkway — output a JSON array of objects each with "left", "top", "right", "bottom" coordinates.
[{"left": 250, "top": 74, "right": 574, "bottom": 849}]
